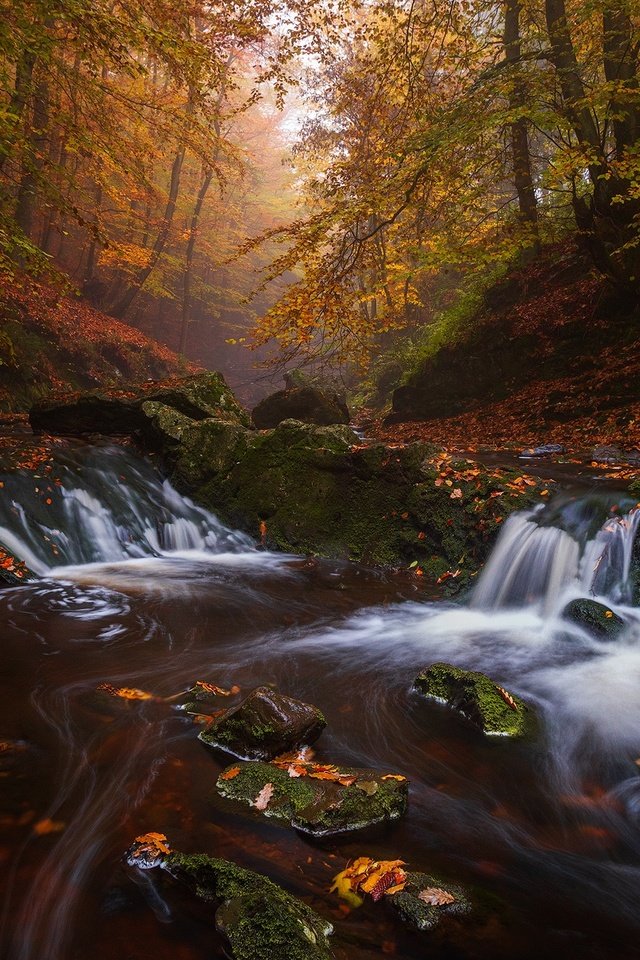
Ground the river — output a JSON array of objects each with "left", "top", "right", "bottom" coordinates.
[{"left": 1, "top": 436, "right": 639, "bottom": 960}]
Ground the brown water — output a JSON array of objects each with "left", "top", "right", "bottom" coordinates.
[{"left": 1, "top": 441, "right": 640, "bottom": 960}]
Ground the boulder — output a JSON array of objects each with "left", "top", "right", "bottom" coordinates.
[
  {"left": 29, "top": 371, "right": 249, "bottom": 435},
  {"left": 125, "top": 834, "right": 334, "bottom": 960},
  {"left": 198, "top": 686, "right": 326, "bottom": 760},
  {"left": 389, "top": 871, "right": 471, "bottom": 931},
  {"left": 414, "top": 663, "right": 534, "bottom": 737},
  {"left": 216, "top": 759, "right": 408, "bottom": 835},
  {"left": 562, "top": 598, "right": 625, "bottom": 639},
  {"left": 252, "top": 386, "right": 349, "bottom": 429}
]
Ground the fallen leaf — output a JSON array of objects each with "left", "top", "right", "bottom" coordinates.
[
  {"left": 220, "top": 766, "right": 241, "bottom": 780},
  {"left": 418, "top": 886, "right": 456, "bottom": 906},
  {"left": 253, "top": 782, "right": 274, "bottom": 811},
  {"left": 33, "top": 818, "right": 65, "bottom": 836}
]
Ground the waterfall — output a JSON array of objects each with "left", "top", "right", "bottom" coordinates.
[
  {"left": 472, "top": 501, "right": 640, "bottom": 614},
  {"left": 0, "top": 443, "right": 252, "bottom": 574}
]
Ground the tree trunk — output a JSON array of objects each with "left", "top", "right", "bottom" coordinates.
[
  {"left": 0, "top": 45, "right": 36, "bottom": 175},
  {"left": 603, "top": 6, "right": 638, "bottom": 155},
  {"left": 503, "top": 0, "right": 539, "bottom": 248},
  {"left": 180, "top": 165, "right": 213, "bottom": 354},
  {"left": 111, "top": 138, "right": 188, "bottom": 318},
  {"left": 15, "top": 65, "right": 50, "bottom": 240}
]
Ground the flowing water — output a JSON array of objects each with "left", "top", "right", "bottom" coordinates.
[{"left": 1, "top": 438, "right": 640, "bottom": 960}]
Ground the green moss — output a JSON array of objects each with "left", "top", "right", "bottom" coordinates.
[
  {"left": 562, "top": 598, "right": 625, "bottom": 639},
  {"left": 216, "top": 760, "right": 408, "bottom": 835},
  {"left": 389, "top": 871, "right": 472, "bottom": 931},
  {"left": 414, "top": 663, "right": 535, "bottom": 737},
  {"left": 162, "top": 852, "right": 333, "bottom": 960},
  {"left": 198, "top": 686, "right": 326, "bottom": 761}
]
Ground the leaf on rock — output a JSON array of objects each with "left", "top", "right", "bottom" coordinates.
[
  {"left": 253, "top": 782, "right": 274, "bottom": 811},
  {"left": 356, "top": 780, "right": 378, "bottom": 796},
  {"left": 220, "top": 766, "right": 241, "bottom": 780},
  {"left": 495, "top": 685, "right": 518, "bottom": 711},
  {"left": 418, "top": 887, "right": 456, "bottom": 906}
]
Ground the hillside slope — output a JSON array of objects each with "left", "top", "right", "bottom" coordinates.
[
  {"left": 0, "top": 274, "right": 199, "bottom": 412},
  {"left": 370, "top": 244, "right": 640, "bottom": 452}
]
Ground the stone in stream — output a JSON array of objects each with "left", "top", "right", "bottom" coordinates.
[
  {"left": 0, "top": 541, "right": 36, "bottom": 586},
  {"left": 124, "top": 834, "right": 334, "bottom": 960},
  {"left": 414, "top": 663, "right": 534, "bottom": 737},
  {"left": 216, "top": 759, "right": 408, "bottom": 835},
  {"left": 518, "top": 444, "right": 566, "bottom": 458},
  {"left": 198, "top": 686, "right": 326, "bottom": 760},
  {"left": 251, "top": 385, "right": 350, "bottom": 429},
  {"left": 561, "top": 598, "right": 625, "bottom": 640},
  {"left": 388, "top": 871, "right": 472, "bottom": 931}
]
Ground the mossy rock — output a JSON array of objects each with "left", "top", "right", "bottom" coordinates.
[
  {"left": 252, "top": 386, "right": 350, "bottom": 429},
  {"left": 124, "top": 840, "right": 333, "bottom": 960},
  {"left": 140, "top": 400, "right": 195, "bottom": 447},
  {"left": 414, "top": 663, "right": 534, "bottom": 737},
  {"left": 562, "top": 598, "right": 625, "bottom": 639},
  {"left": 389, "top": 871, "right": 471, "bottom": 931},
  {"left": 199, "top": 686, "right": 326, "bottom": 760},
  {"left": 216, "top": 760, "right": 408, "bottom": 835},
  {"left": 174, "top": 419, "right": 250, "bottom": 485},
  {"left": 29, "top": 371, "right": 249, "bottom": 435}
]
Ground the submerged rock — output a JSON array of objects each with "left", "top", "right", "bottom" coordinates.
[
  {"left": 216, "top": 759, "right": 408, "bottom": 835},
  {"left": 29, "top": 371, "right": 249, "bottom": 435},
  {"left": 562, "top": 598, "right": 625, "bottom": 639},
  {"left": 414, "top": 663, "right": 533, "bottom": 737},
  {"left": 252, "top": 386, "right": 349, "bottom": 429},
  {"left": 389, "top": 871, "right": 472, "bottom": 931},
  {"left": 518, "top": 444, "right": 566, "bottom": 458},
  {"left": 125, "top": 834, "right": 334, "bottom": 960},
  {"left": 198, "top": 686, "right": 326, "bottom": 760}
]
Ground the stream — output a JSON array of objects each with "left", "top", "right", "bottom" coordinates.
[{"left": 1, "top": 438, "right": 640, "bottom": 959}]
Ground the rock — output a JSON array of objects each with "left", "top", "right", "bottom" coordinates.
[
  {"left": 562, "top": 598, "right": 625, "bottom": 639},
  {"left": 414, "top": 663, "right": 534, "bottom": 737},
  {"left": 198, "top": 686, "right": 326, "bottom": 760},
  {"left": 125, "top": 835, "right": 334, "bottom": 960},
  {"left": 0, "top": 542, "right": 36, "bottom": 586},
  {"left": 216, "top": 759, "right": 408, "bottom": 835},
  {"left": 29, "top": 371, "right": 249, "bottom": 435},
  {"left": 174, "top": 418, "right": 249, "bottom": 485},
  {"left": 590, "top": 445, "right": 623, "bottom": 463},
  {"left": 139, "top": 401, "right": 195, "bottom": 447},
  {"left": 389, "top": 871, "right": 471, "bottom": 931},
  {"left": 252, "top": 386, "right": 349, "bottom": 429},
  {"left": 518, "top": 444, "right": 566, "bottom": 458}
]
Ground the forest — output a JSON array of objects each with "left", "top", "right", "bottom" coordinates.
[{"left": 1, "top": 3, "right": 640, "bottom": 960}]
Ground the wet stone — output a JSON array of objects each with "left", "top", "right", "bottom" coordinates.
[
  {"left": 414, "top": 662, "right": 534, "bottom": 737},
  {"left": 216, "top": 759, "right": 408, "bottom": 836},
  {"left": 562, "top": 598, "right": 625, "bottom": 640},
  {"left": 125, "top": 837, "right": 334, "bottom": 960},
  {"left": 518, "top": 444, "right": 566, "bottom": 458},
  {"left": 389, "top": 871, "right": 472, "bottom": 931},
  {"left": 198, "top": 685, "right": 326, "bottom": 760}
]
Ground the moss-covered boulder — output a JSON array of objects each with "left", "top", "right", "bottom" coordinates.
[
  {"left": 414, "top": 663, "right": 534, "bottom": 737},
  {"left": 199, "top": 686, "right": 326, "bottom": 760},
  {"left": 125, "top": 835, "right": 333, "bottom": 960},
  {"left": 389, "top": 871, "right": 472, "bottom": 931},
  {"left": 252, "top": 386, "right": 349, "bottom": 429},
  {"left": 561, "top": 598, "right": 625, "bottom": 639},
  {"left": 29, "top": 371, "right": 249, "bottom": 435},
  {"left": 216, "top": 759, "right": 408, "bottom": 835},
  {"left": 178, "top": 425, "right": 548, "bottom": 575},
  {"left": 174, "top": 418, "right": 250, "bottom": 485}
]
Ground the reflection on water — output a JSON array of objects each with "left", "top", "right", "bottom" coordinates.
[{"left": 1, "top": 443, "right": 640, "bottom": 960}]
